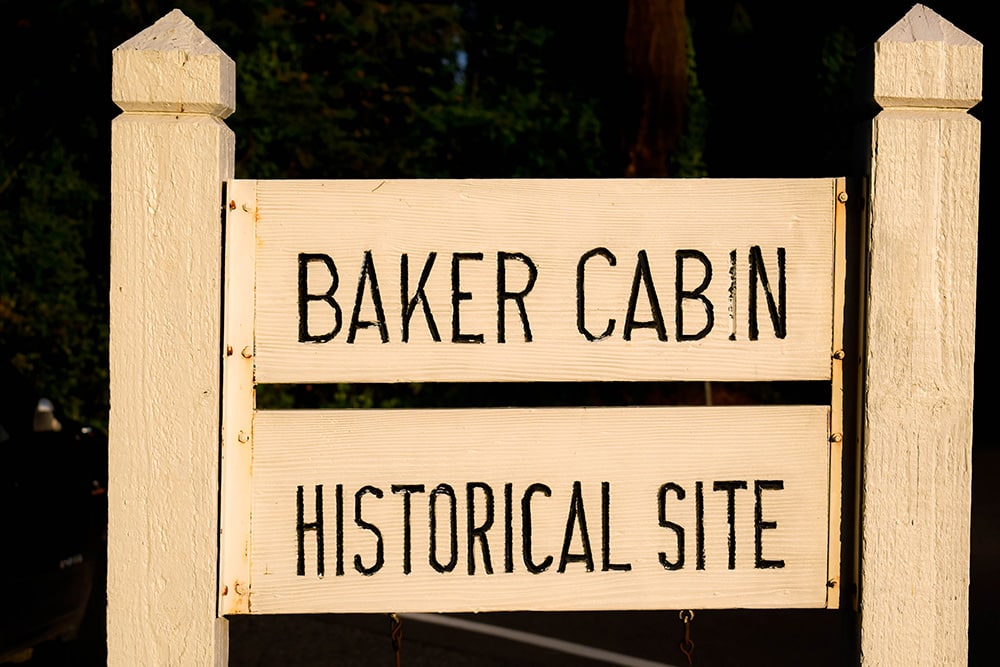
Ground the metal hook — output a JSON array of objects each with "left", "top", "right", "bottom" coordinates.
[
  {"left": 389, "top": 613, "right": 403, "bottom": 667},
  {"left": 679, "top": 610, "right": 695, "bottom": 665}
]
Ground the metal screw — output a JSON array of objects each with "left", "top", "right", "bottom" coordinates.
[
  {"left": 242, "top": 203, "right": 251, "bottom": 212},
  {"left": 837, "top": 192, "right": 849, "bottom": 203},
  {"left": 234, "top": 582, "right": 246, "bottom": 596},
  {"left": 830, "top": 433, "right": 843, "bottom": 443},
  {"left": 241, "top": 346, "right": 253, "bottom": 359},
  {"left": 238, "top": 431, "right": 249, "bottom": 443},
  {"left": 832, "top": 349, "right": 845, "bottom": 360}
]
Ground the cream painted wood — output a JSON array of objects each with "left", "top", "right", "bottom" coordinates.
[
  {"left": 872, "top": 5, "right": 982, "bottom": 110},
  {"left": 249, "top": 178, "right": 839, "bottom": 383},
  {"left": 110, "top": 10, "right": 234, "bottom": 666},
  {"left": 111, "top": 9, "right": 235, "bottom": 116},
  {"left": 826, "top": 177, "right": 848, "bottom": 608},
  {"left": 219, "top": 182, "right": 257, "bottom": 615},
  {"left": 861, "top": 5, "right": 980, "bottom": 665},
  {"left": 250, "top": 406, "right": 834, "bottom": 613}
]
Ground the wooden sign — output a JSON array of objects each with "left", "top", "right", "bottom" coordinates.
[
  {"left": 248, "top": 178, "right": 841, "bottom": 383},
  {"left": 247, "top": 406, "right": 834, "bottom": 613},
  {"left": 219, "top": 178, "right": 846, "bottom": 616}
]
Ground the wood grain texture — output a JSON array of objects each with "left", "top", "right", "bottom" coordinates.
[
  {"left": 860, "top": 5, "right": 981, "bottom": 664},
  {"left": 248, "top": 406, "right": 834, "bottom": 613},
  {"left": 245, "top": 178, "right": 839, "bottom": 383},
  {"left": 873, "top": 5, "right": 982, "bottom": 110},
  {"left": 827, "top": 177, "right": 847, "bottom": 608},
  {"left": 219, "top": 181, "right": 256, "bottom": 615},
  {"left": 109, "top": 9, "right": 233, "bottom": 666}
]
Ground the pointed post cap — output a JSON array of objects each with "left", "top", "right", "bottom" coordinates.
[
  {"left": 874, "top": 4, "right": 982, "bottom": 110},
  {"left": 112, "top": 9, "right": 235, "bottom": 117}
]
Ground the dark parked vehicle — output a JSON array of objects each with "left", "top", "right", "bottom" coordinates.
[{"left": 0, "top": 357, "right": 107, "bottom": 664}]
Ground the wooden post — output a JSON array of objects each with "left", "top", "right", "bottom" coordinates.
[
  {"left": 109, "top": 10, "right": 235, "bottom": 665},
  {"left": 861, "top": 5, "right": 980, "bottom": 664}
]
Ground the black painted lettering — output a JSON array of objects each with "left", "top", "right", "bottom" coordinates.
[
  {"left": 497, "top": 252, "right": 537, "bottom": 343},
  {"left": 335, "top": 483, "right": 344, "bottom": 576},
  {"left": 391, "top": 484, "right": 426, "bottom": 575},
  {"left": 400, "top": 253, "right": 441, "bottom": 343},
  {"left": 728, "top": 249, "right": 737, "bottom": 341},
  {"left": 504, "top": 482, "right": 514, "bottom": 573},
  {"left": 713, "top": 480, "right": 748, "bottom": 570},
  {"left": 298, "top": 253, "right": 342, "bottom": 343},
  {"left": 429, "top": 484, "right": 458, "bottom": 573},
  {"left": 623, "top": 250, "right": 668, "bottom": 341},
  {"left": 451, "top": 252, "right": 485, "bottom": 343},
  {"left": 522, "top": 483, "right": 553, "bottom": 573},
  {"left": 347, "top": 250, "right": 389, "bottom": 343},
  {"left": 658, "top": 482, "right": 685, "bottom": 571},
  {"left": 467, "top": 482, "right": 495, "bottom": 575},
  {"left": 754, "top": 480, "right": 786, "bottom": 569},
  {"left": 675, "top": 249, "right": 714, "bottom": 341},
  {"left": 558, "top": 481, "right": 594, "bottom": 572},
  {"left": 576, "top": 247, "right": 617, "bottom": 341},
  {"left": 296, "top": 484, "right": 325, "bottom": 577},
  {"left": 601, "top": 482, "right": 631, "bottom": 571},
  {"left": 748, "top": 246, "right": 786, "bottom": 340},
  {"left": 695, "top": 481, "right": 705, "bottom": 570},
  {"left": 354, "top": 485, "right": 384, "bottom": 576}
]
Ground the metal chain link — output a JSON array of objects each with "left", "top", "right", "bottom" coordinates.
[
  {"left": 389, "top": 613, "right": 403, "bottom": 667},
  {"left": 679, "top": 610, "right": 695, "bottom": 665}
]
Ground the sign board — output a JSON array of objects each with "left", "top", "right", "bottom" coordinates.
[
  {"left": 251, "top": 178, "right": 839, "bottom": 382},
  {"left": 249, "top": 406, "right": 832, "bottom": 613},
  {"left": 219, "top": 178, "right": 846, "bottom": 615}
]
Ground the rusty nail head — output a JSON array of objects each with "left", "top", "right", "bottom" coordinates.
[
  {"left": 241, "top": 346, "right": 253, "bottom": 359},
  {"left": 226, "top": 345, "right": 234, "bottom": 357},
  {"left": 222, "top": 585, "right": 229, "bottom": 595},
  {"left": 837, "top": 191, "right": 848, "bottom": 203},
  {"left": 229, "top": 200, "right": 236, "bottom": 210}
]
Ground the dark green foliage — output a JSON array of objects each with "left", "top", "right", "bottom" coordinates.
[
  {"left": 671, "top": 18, "right": 708, "bottom": 178},
  {"left": 0, "top": 140, "right": 108, "bottom": 425},
  {"left": 169, "top": 0, "right": 617, "bottom": 180},
  {"left": 1, "top": 0, "right": 114, "bottom": 427}
]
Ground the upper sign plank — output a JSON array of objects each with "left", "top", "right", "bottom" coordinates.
[{"left": 247, "top": 178, "right": 840, "bottom": 383}]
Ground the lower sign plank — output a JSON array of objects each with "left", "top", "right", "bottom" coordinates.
[{"left": 248, "top": 406, "right": 833, "bottom": 613}]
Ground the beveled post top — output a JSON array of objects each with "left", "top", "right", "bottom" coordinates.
[
  {"left": 873, "top": 4, "right": 982, "bottom": 110},
  {"left": 112, "top": 9, "right": 235, "bottom": 117}
]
